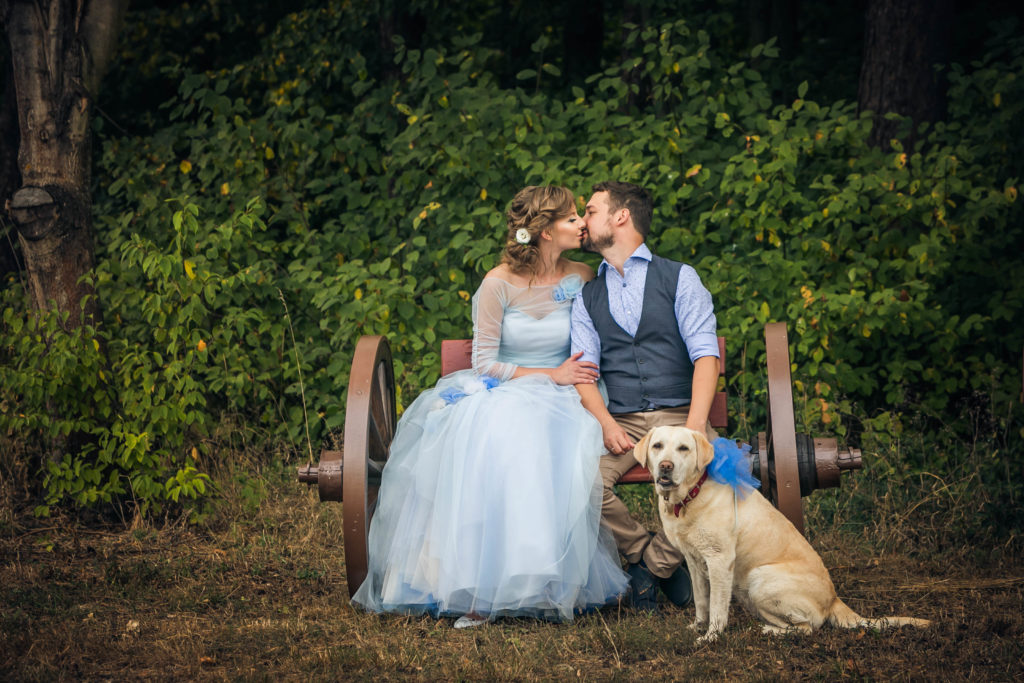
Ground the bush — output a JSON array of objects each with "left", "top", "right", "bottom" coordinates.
[{"left": 3, "top": 6, "right": 1021, "bottom": 518}]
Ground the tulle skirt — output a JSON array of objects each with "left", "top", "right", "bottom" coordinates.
[{"left": 350, "top": 371, "right": 628, "bottom": 622}]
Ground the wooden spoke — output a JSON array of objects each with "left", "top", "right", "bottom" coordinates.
[
  {"left": 366, "top": 458, "right": 385, "bottom": 480},
  {"left": 343, "top": 335, "right": 397, "bottom": 597},
  {"left": 764, "top": 323, "right": 804, "bottom": 535},
  {"left": 371, "top": 364, "right": 393, "bottom": 439},
  {"left": 376, "top": 362, "right": 395, "bottom": 438},
  {"left": 367, "top": 412, "right": 389, "bottom": 462}
]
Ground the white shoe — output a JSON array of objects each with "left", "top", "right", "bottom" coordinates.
[{"left": 453, "top": 614, "right": 489, "bottom": 629}]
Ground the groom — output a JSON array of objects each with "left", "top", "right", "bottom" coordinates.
[{"left": 571, "top": 181, "right": 720, "bottom": 611}]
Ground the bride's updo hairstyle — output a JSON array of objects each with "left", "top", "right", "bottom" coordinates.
[{"left": 502, "top": 185, "right": 575, "bottom": 275}]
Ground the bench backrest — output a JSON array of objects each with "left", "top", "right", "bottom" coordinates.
[{"left": 440, "top": 337, "right": 728, "bottom": 429}]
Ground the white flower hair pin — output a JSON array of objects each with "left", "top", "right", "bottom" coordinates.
[{"left": 515, "top": 228, "right": 531, "bottom": 245}]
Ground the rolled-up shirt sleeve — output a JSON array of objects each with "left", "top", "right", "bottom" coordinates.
[
  {"left": 570, "top": 291, "right": 601, "bottom": 367},
  {"left": 675, "top": 265, "right": 718, "bottom": 362}
]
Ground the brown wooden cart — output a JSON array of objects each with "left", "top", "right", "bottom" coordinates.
[{"left": 298, "top": 322, "right": 861, "bottom": 597}]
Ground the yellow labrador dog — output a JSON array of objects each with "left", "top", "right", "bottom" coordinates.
[{"left": 635, "top": 425, "right": 930, "bottom": 642}]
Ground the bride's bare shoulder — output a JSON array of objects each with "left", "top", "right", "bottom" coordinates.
[
  {"left": 483, "top": 263, "right": 530, "bottom": 287},
  {"left": 482, "top": 263, "right": 512, "bottom": 283}
]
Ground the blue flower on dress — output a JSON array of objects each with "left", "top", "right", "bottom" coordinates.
[
  {"left": 438, "top": 374, "right": 501, "bottom": 405},
  {"left": 552, "top": 274, "right": 584, "bottom": 303}
]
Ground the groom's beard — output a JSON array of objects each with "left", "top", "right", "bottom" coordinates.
[{"left": 582, "top": 230, "right": 614, "bottom": 253}]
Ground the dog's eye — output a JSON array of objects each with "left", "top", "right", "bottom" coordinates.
[
  {"left": 677, "top": 444, "right": 690, "bottom": 452},
  {"left": 651, "top": 442, "right": 663, "bottom": 450}
]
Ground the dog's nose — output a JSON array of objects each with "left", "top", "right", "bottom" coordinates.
[{"left": 658, "top": 461, "right": 674, "bottom": 473}]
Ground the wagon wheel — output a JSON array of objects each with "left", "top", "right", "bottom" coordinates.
[
  {"left": 763, "top": 322, "right": 804, "bottom": 534},
  {"left": 342, "top": 335, "right": 397, "bottom": 597}
]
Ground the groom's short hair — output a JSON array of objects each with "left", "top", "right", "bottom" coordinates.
[{"left": 592, "top": 181, "right": 653, "bottom": 238}]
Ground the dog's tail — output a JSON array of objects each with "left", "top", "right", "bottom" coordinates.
[{"left": 826, "top": 598, "right": 931, "bottom": 630}]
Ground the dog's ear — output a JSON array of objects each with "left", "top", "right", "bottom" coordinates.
[
  {"left": 694, "top": 431, "right": 714, "bottom": 469},
  {"left": 633, "top": 429, "right": 654, "bottom": 468}
]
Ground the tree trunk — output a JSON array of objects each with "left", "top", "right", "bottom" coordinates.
[
  {"left": 2, "top": 0, "right": 126, "bottom": 329},
  {"left": 1, "top": 44, "right": 22, "bottom": 279},
  {"left": 857, "top": 0, "right": 953, "bottom": 149}
]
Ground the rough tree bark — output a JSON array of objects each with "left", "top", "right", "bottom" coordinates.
[
  {"left": 1, "top": 49, "right": 22, "bottom": 278},
  {"left": 858, "top": 0, "right": 953, "bottom": 149},
  {"left": 1, "top": 0, "right": 127, "bottom": 329}
]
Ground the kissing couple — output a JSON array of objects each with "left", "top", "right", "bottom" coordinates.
[{"left": 352, "top": 181, "right": 719, "bottom": 627}]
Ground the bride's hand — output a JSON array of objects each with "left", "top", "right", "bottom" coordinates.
[{"left": 551, "top": 351, "right": 600, "bottom": 386}]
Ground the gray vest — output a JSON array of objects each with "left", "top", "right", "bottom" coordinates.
[{"left": 581, "top": 254, "right": 694, "bottom": 414}]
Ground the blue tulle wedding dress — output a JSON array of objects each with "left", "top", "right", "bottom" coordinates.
[{"left": 350, "top": 275, "right": 628, "bottom": 622}]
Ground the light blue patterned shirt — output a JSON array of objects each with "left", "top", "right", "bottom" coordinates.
[{"left": 570, "top": 244, "right": 719, "bottom": 375}]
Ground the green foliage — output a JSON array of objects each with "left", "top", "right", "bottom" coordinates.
[
  {"left": 0, "top": 302, "right": 117, "bottom": 510},
  {"left": 4, "top": 4, "right": 1021, "bottom": 518}
]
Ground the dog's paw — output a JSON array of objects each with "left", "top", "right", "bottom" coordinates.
[
  {"left": 696, "top": 630, "right": 721, "bottom": 645},
  {"left": 688, "top": 620, "right": 707, "bottom": 632},
  {"left": 761, "top": 623, "right": 813, "bottom": 636},
  {"left": 761, "top": 624, "right": 789, "bottom": 636}
]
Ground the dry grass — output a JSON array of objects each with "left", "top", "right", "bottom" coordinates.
[{"left": 2, "top": 458, "right": 1023, "bottom": 682}]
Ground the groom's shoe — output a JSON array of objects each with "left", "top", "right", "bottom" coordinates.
[
  {"left": 625, "top": 560, "right": 658, "bottom": 612},
  {"left": 658, "top": 563, "right": 693, "bottom": 607}
]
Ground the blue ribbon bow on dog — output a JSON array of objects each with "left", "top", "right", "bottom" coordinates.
[{"left": 707, "top": 438, "right": 760, "bottom": 498}]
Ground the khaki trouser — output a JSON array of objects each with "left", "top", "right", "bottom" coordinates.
[{"left": 599, "top": 406, "right": 719, "bottom": 579}]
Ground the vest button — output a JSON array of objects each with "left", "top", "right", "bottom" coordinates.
[
  {"left": 642, "top": 377, "right": 648, "bottom": 382},
  {"left": 638, "top": 358, "right": 646, "bottom": 364}
]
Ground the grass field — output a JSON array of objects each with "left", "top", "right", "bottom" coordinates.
[{"left": 2, "top": 451, "right": 1022, "bottom": 681}]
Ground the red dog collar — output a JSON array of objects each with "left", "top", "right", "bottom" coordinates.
[{"left": 672, "top": 470, "right": 709, "bottom": 517}]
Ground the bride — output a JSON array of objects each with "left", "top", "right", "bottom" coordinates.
[{"left": 351, "top": 185, "right": 629, "bottom": 627}]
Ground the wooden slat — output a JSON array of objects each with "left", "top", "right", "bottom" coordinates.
[
  {"left": 709, "top": 392, "right": 728, "bottom": 429},
  {"left": 441, "top": 339, "right": 473, "bottom": 376},
  {"left": 619, "top": 465, "right": 654, "bottom": 484}
]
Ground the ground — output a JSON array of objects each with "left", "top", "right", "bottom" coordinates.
[{"left": 2, "top": 467, "right": 1022, "bottom": 681}]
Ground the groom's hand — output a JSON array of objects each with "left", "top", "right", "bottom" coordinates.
[
  {"left": 573, "top": 382, "right": 633, "bottom": 454},
  {"left": 601, "top": 419, "right": 635, "bottom": 456}
]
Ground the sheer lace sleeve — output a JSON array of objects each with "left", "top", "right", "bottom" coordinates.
[{"left": 471, "top": 278, "right": 517, "bottom": 380}]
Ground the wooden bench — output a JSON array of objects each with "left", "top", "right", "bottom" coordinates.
[{"left": 298, "top": 323, "right": 862, "bottom": 597}]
